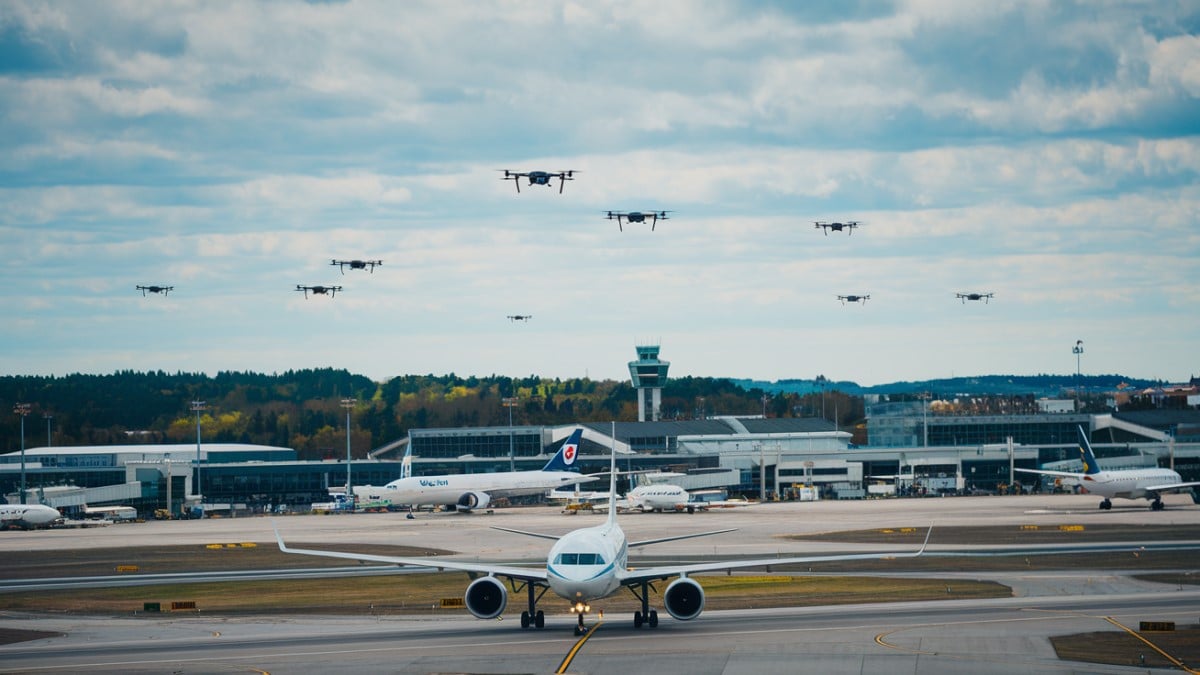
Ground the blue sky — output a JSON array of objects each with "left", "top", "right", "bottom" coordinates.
[{"left": 1, "top": 1, "right": 1197, "bottom": 386}]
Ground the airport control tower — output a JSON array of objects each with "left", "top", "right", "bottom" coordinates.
[{"left": 628, "top": 344, "right": 670, "bottom": 422}]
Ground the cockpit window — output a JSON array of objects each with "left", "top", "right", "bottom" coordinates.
[{"left": 554, "top": 552, "right": 606, "bottom": 565}]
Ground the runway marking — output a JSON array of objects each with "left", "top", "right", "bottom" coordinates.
[
  {"left": 556, "top": 621, "right": 602, "bottom": 674},
  {"left": 1104, "top": 616, "right": 1199, "bottom": 674},
  {"left": 874, "top": 629, "right": 936, "bottom": 655}
]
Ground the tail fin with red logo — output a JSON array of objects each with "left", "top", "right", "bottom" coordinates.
[{"left": 541, "top": 428, "right": 583, "bottom": 472}]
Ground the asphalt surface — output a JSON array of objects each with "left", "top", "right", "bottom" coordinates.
[{"left": 1, "top": 493, "right": 1199, "bottom": 673}]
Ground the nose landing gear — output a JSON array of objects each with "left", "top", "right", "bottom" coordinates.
[{"left": 570, "top": 601, "right": 592, "bottom": 635}]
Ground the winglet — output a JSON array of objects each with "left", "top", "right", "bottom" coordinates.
[
  {"left": 918, "top": 524, "right": 933, "bottom": 555},
  {"left": 272, "top": 521, "right": 291, "bottom": 553}
]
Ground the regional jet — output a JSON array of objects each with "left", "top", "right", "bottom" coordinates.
[
  {"left": 0, "top": 504, "right": 61, "bottom": 529},
  {"left": 280, "top": 428, "right": 933, "bottom": 634},
  {"left": 1016, "top": 425, "right": 1200, "bottom": 511},
  {"left": 351, "top": 429, "right": 597, "bottom": 512}
]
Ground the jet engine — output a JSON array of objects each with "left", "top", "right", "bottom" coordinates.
[
  {"left": 456, "top": 491, "right": 491, "bottom": 511},
  {"left": 663, "top": 577, "right": 705, "bottom": 621},
  {"left": 464, "top": 576, "right": 507, "bottom": 619}
]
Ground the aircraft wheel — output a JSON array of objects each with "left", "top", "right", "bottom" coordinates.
[
  {"left": 535, "top": 610, "right": 545, "bottom": 628},
  {"left": 634, "top": 611, "right": 643, "bottom": 629},
  {"left": 520, "top": 611, "right": 530, "bottom": 629},
  {"left": 1152, "top": 500, "right": 1164, "bottom": 511},
  {"left": 648, "top": 610, "right": 659, "bottom": 628},
  {"left": 1100, "top": 499, "right": 1112, "bottom": 510},
  {"left": 574, "top": 625, "right": 585, "bottom": 636}
]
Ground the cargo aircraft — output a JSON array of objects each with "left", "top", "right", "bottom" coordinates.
[
  {"left": 1016, "top": 425, "right": 1200, "bottom": 511},
  {"left": 280, "top": 426, "right": 934, "bottom": 634},
  {"left": 351, "top": 429, "right": 596, "bottom": 512}
]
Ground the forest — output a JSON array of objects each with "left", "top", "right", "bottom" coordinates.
[{"left": 0, "top": 370, "right": 864, "bottom": 460}]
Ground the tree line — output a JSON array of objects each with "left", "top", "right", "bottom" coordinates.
[{"left": 0, "top": 370, "right": 864, "bottom": 460}]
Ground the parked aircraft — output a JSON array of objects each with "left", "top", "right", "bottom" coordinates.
[
  {"left": 0, "top": 504, "right": 61, "bottom": 529},
  {"left": 1016, "top": 425, "right": 1200, "bottom": 510},
  {"left": 280, "top": 428, "right": 933, "bottom": 634},
  {"left": 351, "top": 428, "right": 596, "bottom": 512}
]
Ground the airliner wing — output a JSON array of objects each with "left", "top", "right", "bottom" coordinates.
[
  {"left": 274, "top": 529, "right": 546, "bottom": 582},
  {"left": 1014, "top": 467, "right": 1085, "bottom": 479},
  {"left": 620, "top": 528, "right": 931, "bottom": 584},
  {"left": 1145, "top": 481, "right": 1200, "bottom": 494},
  {"left": 490, "top": 525, "right": 562, "bottom": 541},
  {"left": 628, "top": 528, "right": 737, "bottom": 548}
]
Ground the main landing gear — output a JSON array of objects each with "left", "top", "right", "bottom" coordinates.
[
  {"left": 518, "top": 582, "right": 547, "bottom": 630},
  {"left": 629, "top": 580, "right": 659, "bottom": 629},
  {"left": 1151, "top": 498, "right": 1165, "bottom": 511},
  {"left": 1099, "top": 498, "right": 1112, "bottom": 510}
]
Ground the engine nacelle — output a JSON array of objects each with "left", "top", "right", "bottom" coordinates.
[
  {"left": 456, "top": 491, "right": 491, "bottom": 511},
  {"left": 663, "top": 577, "right": 705, "bottom": 621},
  {"left": 464, "top": 576, "right": 507, "bottom": 619}
]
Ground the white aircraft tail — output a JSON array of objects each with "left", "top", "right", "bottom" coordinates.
[{"left": 400, "top": 444, "right": 412, "bottom": 480}]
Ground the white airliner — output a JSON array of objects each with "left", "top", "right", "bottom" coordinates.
[
  {"left": 1016, "top": 425, "right": 1200, "bottom": 511},
  {"left": 278, "top": 428, "right": 932, "bottom": 634},
  {"left": 352, "top": 428, "right": 597, "bottom": 512},
  {"left": 0, "top": 503, "right": 61, "bottom": 529}
]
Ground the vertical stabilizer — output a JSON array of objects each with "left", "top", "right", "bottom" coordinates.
[
  {"left": 400, "top": 444, "right": 412, "bottom": 479},
  {"left": 1077, "top": 425, "right": 1102, "bottom": 475},
  {"left": 542, "top": 428, "right": 583, "bottom": 472}
]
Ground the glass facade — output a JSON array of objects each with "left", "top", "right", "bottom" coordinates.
[{"left": 410, "top": 427, "right": 548, "bottom": 460}]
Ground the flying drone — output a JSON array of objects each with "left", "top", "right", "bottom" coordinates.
[
  {"left": 500, "top": 170, "right": 576, "bottom": 194},
  {"left": 137, "top": 285, "right": 174, "bottom": 296},
  {"left": 814, "top": 221, "right": 861, "bottom": 235},
  {"left": 837, "top": 294, "right": 870, "bottom": 305},
  {"left": 956, "top": 292, "right": 994, "bottom": 304},
  {"left": 606, "top": 210, "right": 671, "bottom": 231},
  {"left": 296, "top": 285, "right": 343, "bottom": 298},
  {"left": 331, "top": 259, "right": 382, "bottom": 274},
  {"left": 507, "top": 315, "right": 533, "bottom": 322}
]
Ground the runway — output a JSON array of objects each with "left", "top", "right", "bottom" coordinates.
[{"left": 1, "top": 493, "right": 1198, "bottom": 673}]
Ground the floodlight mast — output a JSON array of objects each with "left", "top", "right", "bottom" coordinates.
[
  {"left": 14, "top": 403, "right": 31, "bottom": 504},
  {"left": 191, "top": 400, "right": 205, "bottom": 513},
  {"left": 341, "top": 398, "right": 356, "bottom": 508},
  {"left": 503, "top": 397, "right": 519, "bottom": 472}
]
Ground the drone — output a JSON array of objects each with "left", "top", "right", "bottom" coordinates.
[
  {"left": 137, "top": 285, "right": 174, "bottom": 296},
  {"left": 331, "top": 259, "right": 382, "bottom": 274},
  {"left": 500, "top": 170, "right": 576, "bottom": 194},
  {"left": 814, "top": 221, "right": 861, "bottom": 236},
  {"left": 507, "top": 315, "right": 533, "bottom": 322},
  {"left": 956, "top": 292, "right": 994, "bottom": 304},
  {"left": 837, "top": 294, "right": 870, "bottom": 305},
  {"left": 606, "top": 210, "right": 671, "bottom": 231},
  {"left": 296, "top": 285, "right": 343, "bottom": 298}
]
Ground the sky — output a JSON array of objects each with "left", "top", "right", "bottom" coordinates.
[{"left": 1, "top": 1, "right": 1198, "bottom": 387}]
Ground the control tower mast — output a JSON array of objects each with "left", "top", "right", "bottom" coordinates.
[{"left": 628, "top": 344, "right": 670, "bottom": 422}]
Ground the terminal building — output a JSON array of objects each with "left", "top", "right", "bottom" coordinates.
[{"left": 3, "top": 411, "right": 1198, "bottom": 515}]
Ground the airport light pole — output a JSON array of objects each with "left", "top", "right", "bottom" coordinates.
[
  {"left": 1073, "top": 340, "right": 1084, "bottom": 412},
  {"left": 191, "top": 400, "right": 205, "bottom": 510},
  {"left": 503, "top": 397, "right": 519, "bottom": 472},
  {"left": 14, "top": 403, "right": 30, "bottom": 504},
  {"left": 43, "top": 413, "right": 52, "bottom": 448},
  {"left": 341, "top": 397, "right": 356, "bottom": 507}
]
